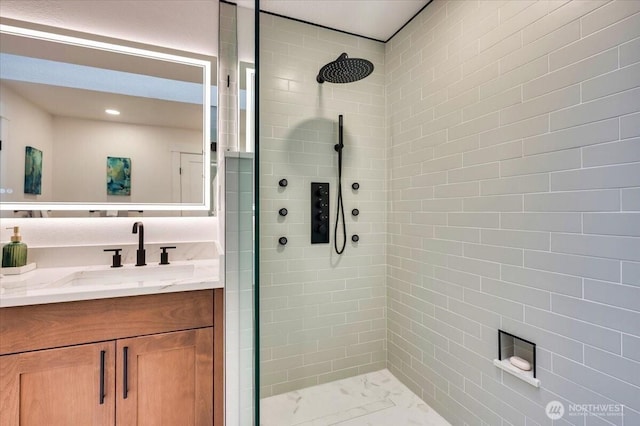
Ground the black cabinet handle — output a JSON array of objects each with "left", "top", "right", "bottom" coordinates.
[
  {"left": 279, "top": 237, "right": 288, "bottom": 246},
  {"left": 352, "top": 235, "right": 360, "bottom": 242},
  {"left": 99, "top": 350, "right": 106, "bottom": 405},
  {"left": 279, "top": 208, "right": 288, "bottom": 217},
  {"left": 123, "top": 346, "right": 129, "bottom": 399},
  {"left": 352, "top": 182, "right": 360, "bottom": 190},
  {"left": 279, "top": 179, "right": 288, "bottom": 187},
  {"left": 352, "top": 209, "right": 359, "bottom": 216}
]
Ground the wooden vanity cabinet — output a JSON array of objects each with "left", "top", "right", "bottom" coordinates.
[
  {"left": 0, "top": 341, "right": 116, "bottom": 425},
  {"left": 116, "top": 328, "right": 213, "bottom": 425},
  {"left": 0, "top": 289, "right": 223, "bottom": 426}
]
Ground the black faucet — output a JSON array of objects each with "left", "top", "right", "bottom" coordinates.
[{"left": 132, "top": 222, "right": 146, "bottom": 266}]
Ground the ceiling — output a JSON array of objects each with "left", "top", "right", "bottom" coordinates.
[
  {"left": 239, "top": 0, "right": 430, "bottom": 42},
  {"left": 3, "top": 80, "right": 203, "bottom": 130},
  {"left": 1, "top": 1, "right": 430, "bottom": 51}
]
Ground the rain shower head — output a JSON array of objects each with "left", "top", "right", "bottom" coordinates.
[{"left": 316, "top": 53, "right": 374, "bottom": 84}]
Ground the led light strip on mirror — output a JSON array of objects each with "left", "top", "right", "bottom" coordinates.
[{"left": 0, "top": 23, "right": 212, "bottom": 211}]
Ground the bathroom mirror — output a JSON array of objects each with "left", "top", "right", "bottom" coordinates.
[{"left": 0, "top": 22, "right": 213, "bottom": 212}]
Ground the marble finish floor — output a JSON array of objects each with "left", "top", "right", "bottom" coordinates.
[{"left": 260, "top": 369, "right": 451, "bottom": 426}]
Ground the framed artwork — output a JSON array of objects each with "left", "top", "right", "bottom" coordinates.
[
  {"left": 24, "top": 146, "right": 43, "bottom": 195},
  {"left": 107, "top": 156, "right": 131, "bottom": 195}
]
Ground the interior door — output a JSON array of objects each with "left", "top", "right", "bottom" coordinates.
[
  {"left": 180, "top": 152, "right": 204, "bottom": 204},
  {"left": 0, "top": 341, "right": 116, "bottom": 426},
  {"left": 116, "top": 328, "right": 214, "bottom": 426},
  {"left": 179, "top": 152, "right": 206, "bottom": 217}
]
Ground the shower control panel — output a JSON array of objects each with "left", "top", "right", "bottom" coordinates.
[{"left": 311, "top": 182, "right": 330, "bottom": 244}]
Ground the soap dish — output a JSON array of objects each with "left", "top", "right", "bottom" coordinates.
[{"left": 0, "top": 263, "right": 37, "bottom": 275}]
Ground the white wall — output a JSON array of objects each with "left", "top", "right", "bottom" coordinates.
[
  {"left": 237, "top": 5, "right": 255, "bottom": 64},
  {"left": 259, "top": 13, "right": 387, "bottom": 397},
  {"left": 52, "top": 116, "right": 201, "bottom": 203},
  {"left": 0, "top": 86, "right": 201, "bottom": 204},
  {"left": 386, "top": 1, "right": 640, "bottom": 425},
  {"left": 0, "top": 83, "right": 54, "bottom": 202}
]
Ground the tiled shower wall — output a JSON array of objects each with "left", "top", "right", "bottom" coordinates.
[
  {"left": 259, "top": 14, "right": 387, "bottom": 397},
  {"left": 386, "top": 1, "right": 640, "bottom": 425},
  {"left": 225, "top": 155, "right": 255, "bottom": 425}
]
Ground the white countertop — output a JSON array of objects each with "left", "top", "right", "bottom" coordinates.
[{"left": 0, "top": 259, "right": 222, "bottom": 308}]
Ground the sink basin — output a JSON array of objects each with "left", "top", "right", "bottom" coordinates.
[{"left": 50, "top": 264, "right": 196, "bottom": 288}]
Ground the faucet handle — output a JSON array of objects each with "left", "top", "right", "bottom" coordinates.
[
  {"left": 159, "top": 246, "right": 177, "bottom": 265},
  {"left": 103, "top": 248, "right": 123, "bottom": 268}
]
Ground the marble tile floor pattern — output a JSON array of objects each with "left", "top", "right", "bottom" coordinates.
[{"left": 260, "top": 369, "right": 451, "bottom": 426}]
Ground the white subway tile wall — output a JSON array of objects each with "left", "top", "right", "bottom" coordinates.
[
  {"left": 386, "top": 1, "right": 640, "bottom": 425},
  {"left": 258, "top": 0, "right": 640, "bottom": 423},
  {"left": 225, "top": 156, "right": 255, "bottom": 425},
  {"left": 259, "top": 14, "right": 387, "bottom": 397}
]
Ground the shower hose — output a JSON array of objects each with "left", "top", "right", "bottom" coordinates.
[{"left": 334, "top": 115, "right": 346, "bottom": 255}]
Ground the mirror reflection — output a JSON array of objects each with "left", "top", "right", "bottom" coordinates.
[
  {"left": 0, "top": 23, "right": 214, "bottom": 212},
  {"left": 240, "top": 61, "right": 255, "bottom": 153}
]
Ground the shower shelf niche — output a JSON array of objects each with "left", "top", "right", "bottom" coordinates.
[
  {"left": 493, "top": 359, "right": 540, "bottom": 388},
  {"left": 494, "top": 330, "right": 540, "bottom": 388}
]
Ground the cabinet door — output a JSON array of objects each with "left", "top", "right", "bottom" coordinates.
[
  {"left": 0, "top": 341, "right": 116, "bottom": 426},
  {"left": 116, "top": 328, "right": 213, "bottom": 426}
]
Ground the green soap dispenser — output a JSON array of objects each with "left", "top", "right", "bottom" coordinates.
[{"left": 2, "top": 226, "right": 28, "bottom": 268}]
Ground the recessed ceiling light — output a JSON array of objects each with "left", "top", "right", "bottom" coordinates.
[{"left": 105, "top": 109, "right": 120, "bottom": 115}]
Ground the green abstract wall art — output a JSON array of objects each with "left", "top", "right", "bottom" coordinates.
[
  {"left": 107, "top": 156, "right": 131, "bottom": 196},
  {"left": 24, "top": 146, "right": 43, "bottom": 195}
]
